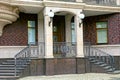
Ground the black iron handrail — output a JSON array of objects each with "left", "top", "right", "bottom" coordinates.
[
  {"left": 90, "top": 47, "right": 115, "bottom": 70},
  {"left": 84, "top": 42, "right": 115, "bottom": 71},
  {"left": 14, "top": 47, "right": 30, "bottom": 76},
  {"left": 14, "top": 42, "right": 45, "bottom": 76},
  {"left": 53, "top": 42, "right": 76, "bottom": 58}
]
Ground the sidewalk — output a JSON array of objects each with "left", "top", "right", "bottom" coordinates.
[{"left": 18, "top": 73, "right": 120, "bottom": 80}]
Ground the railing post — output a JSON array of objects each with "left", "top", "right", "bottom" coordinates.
[
  {"left": 28, "top": 44, "right": 31, "bottom": 59},
  {"left": 14, "top": 57, "right": 17, "bottom": 77}
]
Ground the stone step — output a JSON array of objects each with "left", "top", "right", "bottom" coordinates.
[
  {"left": 0, "top": 64, "right": 27, "bottom": 67},
  {"left": 0, "top": 59, "right": 31, "bottom": 79},
  {"left": 0, "top": 70, "right": 20, "bottom": 73},
  {"left": 103, "top": 66, "right": 112, "bottom": 69},
  {"left": 0, "top": 76, "right": 19, "bottom": 79},
  {"left": 0, "top": 67, "right": 24, "bottom": 70},
  {"left": 90, "top": 59, "right": 99, "bottom": 63},
  {"left": 112, "top": 70, "right": 120, "bottom": 74},
  {"left": 99, "top": 63, "right": 108, "bottom": 67},
  {"left": 6, "top": 59, "right": 30, "bottom": 62},
  {"left": 2, "top": 62, "right": 29, "bottom": 65},
  {"left": 0, "top": 73, "right": 16, "bottom": 76},
  {"left": 94, "top": 61, "right": 104, "bottom": 65},
  {"left": 106, "top": 68, "right": 115, "bottom": 72}
]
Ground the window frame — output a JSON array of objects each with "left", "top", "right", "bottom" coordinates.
[
  {"left": 28, "top": 20, "right": 36, "bottom": 44},
  {"left": 96, "top": 21, "right": 108, "bottom": 44}
]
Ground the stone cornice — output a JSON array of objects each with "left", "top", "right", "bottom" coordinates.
[
  {"left": 43, "top": 1, "right": 85, "bottom": 9},
  {"left": 84, "top": 5, "right": 120, "bottom": 12},
  {"left": 0, "top": 3, "right": 19, "bottom": 36},
  {"left": 0, "top": 0, "right": 120, "bottom": 12}
]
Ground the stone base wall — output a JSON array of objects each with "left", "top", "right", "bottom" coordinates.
[{"left": 21, "top": 58, "right": 106, "bottom": 77}]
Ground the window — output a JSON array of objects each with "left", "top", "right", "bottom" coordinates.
[
  {"left": 28, "top": 21, "right": 36, "bottom": 44},
  {"left": 71, "top": 23, "right": 76, "bottom": 43},
  {"left": 96, "top": 22, "right": 108, "bottom": 44}
]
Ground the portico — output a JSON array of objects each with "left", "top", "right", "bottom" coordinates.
[{"left": 37, "top": 7, "right": 85, "bottom": 58}]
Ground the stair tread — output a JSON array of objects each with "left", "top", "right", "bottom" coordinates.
[
  {"left": 0, "top": 73, "right": 16, "bottom": 76},
  {"left": 99, "top": 63, "right": 108, "bottom": 67},
  {"left": 90, "top": 60, "right": 99, "bottom": 63},
  {"left": 0, "top": 76, "right": 19, "bottom": 78},
  {"left": 103, "top": 66, "right": 112, "bottom": 69},
  {"left": 0, "top": 67, "right": 24, "bottom": 70},
  {"left": 94, "top": 62, "right": 104, "bottom": 65},
  {"left": 0, "top": 70, "right": 20, "bottom": 72},
  {"left": 113, "top": 70, "right": 120, "bottom": 74},
  {"left": 107, "top": 68, "right": 115, "bottom": 72}
]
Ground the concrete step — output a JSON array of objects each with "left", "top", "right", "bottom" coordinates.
[
  {"left": 0, "top": 59, "right": 31, "bottom": 79},
  {"left": 106, "top": 68, "right": 115, "bottom": 72},
  {"left": 112, "top": 70, "right": 120, "bottom": 74},
  {"left": 0, "top": 76, "right": 19, "bottom": 80},
  {"left": 0, "top": 73, "right": 16, "bottom": 76},
  {"left": 103, "top": 66, "right": 112, "bottom": 69},
  {"left": 2, "top": 62, "right": 29, "bottom": 65},
  {"left": 0, "top": 64, "right": 27, "bottom": 67},
  {"left": 0, "top": 70, "right": 20, "bottom": 73},
  {"left": 94, "top": 61, "right": 104, "bottom": 65},
  {"left": 99, "top": 63, "right": 108, "bottom": 67},
  {"left": 6, "top": 59, "right": 30, "bottom": 62},
  {"left": 90, "top": 59, "right": 99, "bottom": 63},
  {"left": 0, "top": 67, "right": 24, "bottom": 70}
]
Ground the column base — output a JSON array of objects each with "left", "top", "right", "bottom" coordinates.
[
  {"left": 44, "top": 55, "right": 54, "bottom": 58},
  {"left": 76, "top": 55, "right": 84, "bottom": 58}
]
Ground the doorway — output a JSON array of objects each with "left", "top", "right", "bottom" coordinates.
[
  {"left": 53, "top": 15, "right": 65, "bottom": 57},
  {"left": 53, "top": 16, "right": 65, "bottom": 42}
]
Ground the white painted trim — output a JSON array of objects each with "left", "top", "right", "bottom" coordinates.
[
  {"left": 92, "top": 45, "right": 120, "bottom": 47},
  {"left": 0, "top": 46, "right": 26, "bottom": 58}
]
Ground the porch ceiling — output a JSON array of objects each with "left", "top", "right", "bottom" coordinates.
[
  {"left": 18, "top": 6, "right": 43, "bottom": 13},
  {"left": 18, "top": 6, "right": 115, "bottom": 17},
  {"left": 84, "top": 10, "right": 114, "bottom": 17}
]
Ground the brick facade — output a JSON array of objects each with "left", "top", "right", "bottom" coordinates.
[
  {"left": 84, "top": 13, "right": 120, "bottom": 45},
  {"left": 0, "top": 13, "right": 37, "bottom": 46}
]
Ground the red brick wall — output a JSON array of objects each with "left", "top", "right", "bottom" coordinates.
[
  {"left": 108, "top": 13, "right": 120, "bottom": 44},
  {"left": 83, "top": 13, "right": 120, "bottom": 45},
  {"left": 0, "top": 13, "right": 37, "bottom": 46}
]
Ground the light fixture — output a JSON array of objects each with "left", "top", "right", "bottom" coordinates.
[
  {"left": 48, "top": 10, "right": 54, "bottom": 26},
  {"left": 78, "top": 13, "right": 85, "bottom": 27}
]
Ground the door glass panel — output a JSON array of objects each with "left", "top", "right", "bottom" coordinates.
[
  {"left": 53, "top": 26, "right": 57, "bottom": 32},
  {"left": 53, "top": 36, "right": 58, "bottom": 42}
]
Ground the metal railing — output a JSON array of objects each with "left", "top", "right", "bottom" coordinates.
[
  {"left": 46, "top": 0, "right": 76, "bottom": 2},
  {"left": 14, "top": 42, "right": 45, "bottom": 76},
  {"left": 84, "top": 42, "right": 115, "bottom": 71},
  {"left": 53, "top": 42, "right": 76, "bottom": 58},
  {"left": 83, "top": 0, "right": 117, "bottom": 6},
  {"left": 14, "top": 47, "right": 30, "bottom": 76}
]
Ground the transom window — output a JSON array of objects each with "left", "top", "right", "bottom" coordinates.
[{"left": 96, "top": 22, "right": 108, "bottom": 44}]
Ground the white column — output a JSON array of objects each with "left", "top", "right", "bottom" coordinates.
[
  {"left": 76, "top": 0, "right": 83, "bottom": 2},
  {"left": 75, "top": 15, "right": 84, "bottom": 57},
  {"left": 38, "top": 12, "right": 44, "bottom": 42},
  {"left": 38, "top": 12, "right": 45, "bottom": 58},
  {"left": 44, "top": 15, "right": 53, "bottom": 58},
  {"left": 116, "top": 0, "right": 120, "bottom": 5},
  {"left": 65, "top": 14, "right": 73, "bottom": 42}
]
